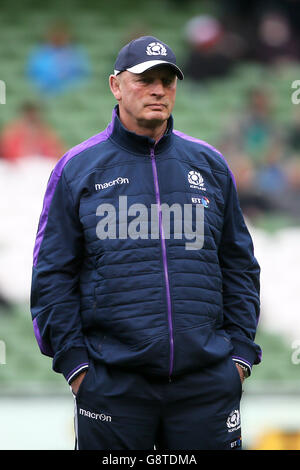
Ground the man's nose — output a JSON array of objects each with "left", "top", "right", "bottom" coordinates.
[{"left": 150, "top": 80, "right": 165, "bottom": 96}]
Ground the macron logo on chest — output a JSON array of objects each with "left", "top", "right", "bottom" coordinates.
[{"left": 95, "top": 177, "right": 130, "bottom": 191}]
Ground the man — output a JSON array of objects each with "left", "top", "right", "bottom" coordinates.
[
  {"left": 0, "top": 101, "right": 65, "bottom": 162},
  {"left": 26, "top": 21, "right": 90, "bottom": 97},
  {"left": 30, "top": 36, "right": 261, "bottom": 450}
]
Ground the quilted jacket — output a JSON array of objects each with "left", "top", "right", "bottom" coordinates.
[{"left": 30, "top": 105, "right": 261, "bottom": 384}]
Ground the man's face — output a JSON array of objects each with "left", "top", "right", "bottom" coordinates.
[{"left": 111, "top": 65, "right": 177, "bottom": 130}]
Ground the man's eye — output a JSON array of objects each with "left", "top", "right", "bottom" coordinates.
[
  {"left": 139, "top": 78, "right": 152, "bottom": 84},
  {"left": 137, "top": 77, "right": 174, "bottom": 85}
]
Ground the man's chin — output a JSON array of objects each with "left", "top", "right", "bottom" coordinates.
[{"left": 139, "top": 110, "right": 169, "bottom": 128}]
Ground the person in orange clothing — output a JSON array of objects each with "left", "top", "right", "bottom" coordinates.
[{"left": 0, "top": 101, "right": 65, "bottom": 162}]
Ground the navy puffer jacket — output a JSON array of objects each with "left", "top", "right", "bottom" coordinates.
[{"left": 31, "top": 105, "right": 261, "bottom": 384}]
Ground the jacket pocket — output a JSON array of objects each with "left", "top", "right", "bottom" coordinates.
[{"left": 174, "top": 321, "right": 233, "bottom": 374}]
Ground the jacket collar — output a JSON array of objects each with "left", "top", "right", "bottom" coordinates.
[{"left": 108, "top": 105, "right": 174, "bottom": 155}]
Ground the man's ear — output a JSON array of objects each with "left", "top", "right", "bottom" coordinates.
[{"left": 109, "top": 74, "right": 122, "bottom": 101}]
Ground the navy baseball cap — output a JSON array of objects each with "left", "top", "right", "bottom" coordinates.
[{"left": 114, "top": 36, "right": 184, "bottom": 80}]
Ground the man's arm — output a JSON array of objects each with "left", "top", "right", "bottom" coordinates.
[
  {"left": 30, "top": 166, "right": 89, "bottom": 386},
  {"left": 218, "top": 169, "right": 262, "bottom": 378}
]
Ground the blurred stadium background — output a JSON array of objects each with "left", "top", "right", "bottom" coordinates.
[{"left": 1, "top": 0, "right": 300, "bottom": 450}]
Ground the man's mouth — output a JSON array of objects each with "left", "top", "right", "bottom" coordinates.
[{"left": 146, "top": 103, "right": 167, "bottom": 109}]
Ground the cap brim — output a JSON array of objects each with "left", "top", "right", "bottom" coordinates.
[{"left": 115, "top": 60, "right": 184, "bottom": 80}]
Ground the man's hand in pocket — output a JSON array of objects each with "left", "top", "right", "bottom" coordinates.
[{"left": 71, "top": 371, "right": 87, "bottom": 396}]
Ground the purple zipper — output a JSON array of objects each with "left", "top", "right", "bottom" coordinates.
[{"left": 150, "top": 147, "right": 174, "bottom": 379}]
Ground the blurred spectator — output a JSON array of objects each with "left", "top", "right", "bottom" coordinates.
[
  {"left": 281, "top": 158, "right": 300, "bottom": 218},
  {"left": 218, "top": 86, "right": 292, "bottom": 218},
  {"left": 0, "top": 101, "right": 65, "bottom": 162},
  {"left": 248, "top": 9, "right": 300, "bottom": 65},
  {"left": 26, "top": 21, "right": 90, "bottom": 96},
  {"left": 286, "top": 108, "right": 300, "bottom": 154},
  {"left": 226, "top": 152, "right": 278, "bottom": 218},
  {"left": 255, "top": 144, "right": 288, "bottom": 195},
  {"left": 227, "top": 87, "right": 282, "bottom": 165},
  {"left": 263, "top": 157, "right": 300, "bottom": 220},
  {"left": 183, "top": 15, "right": 246, "bottom": 82}
]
